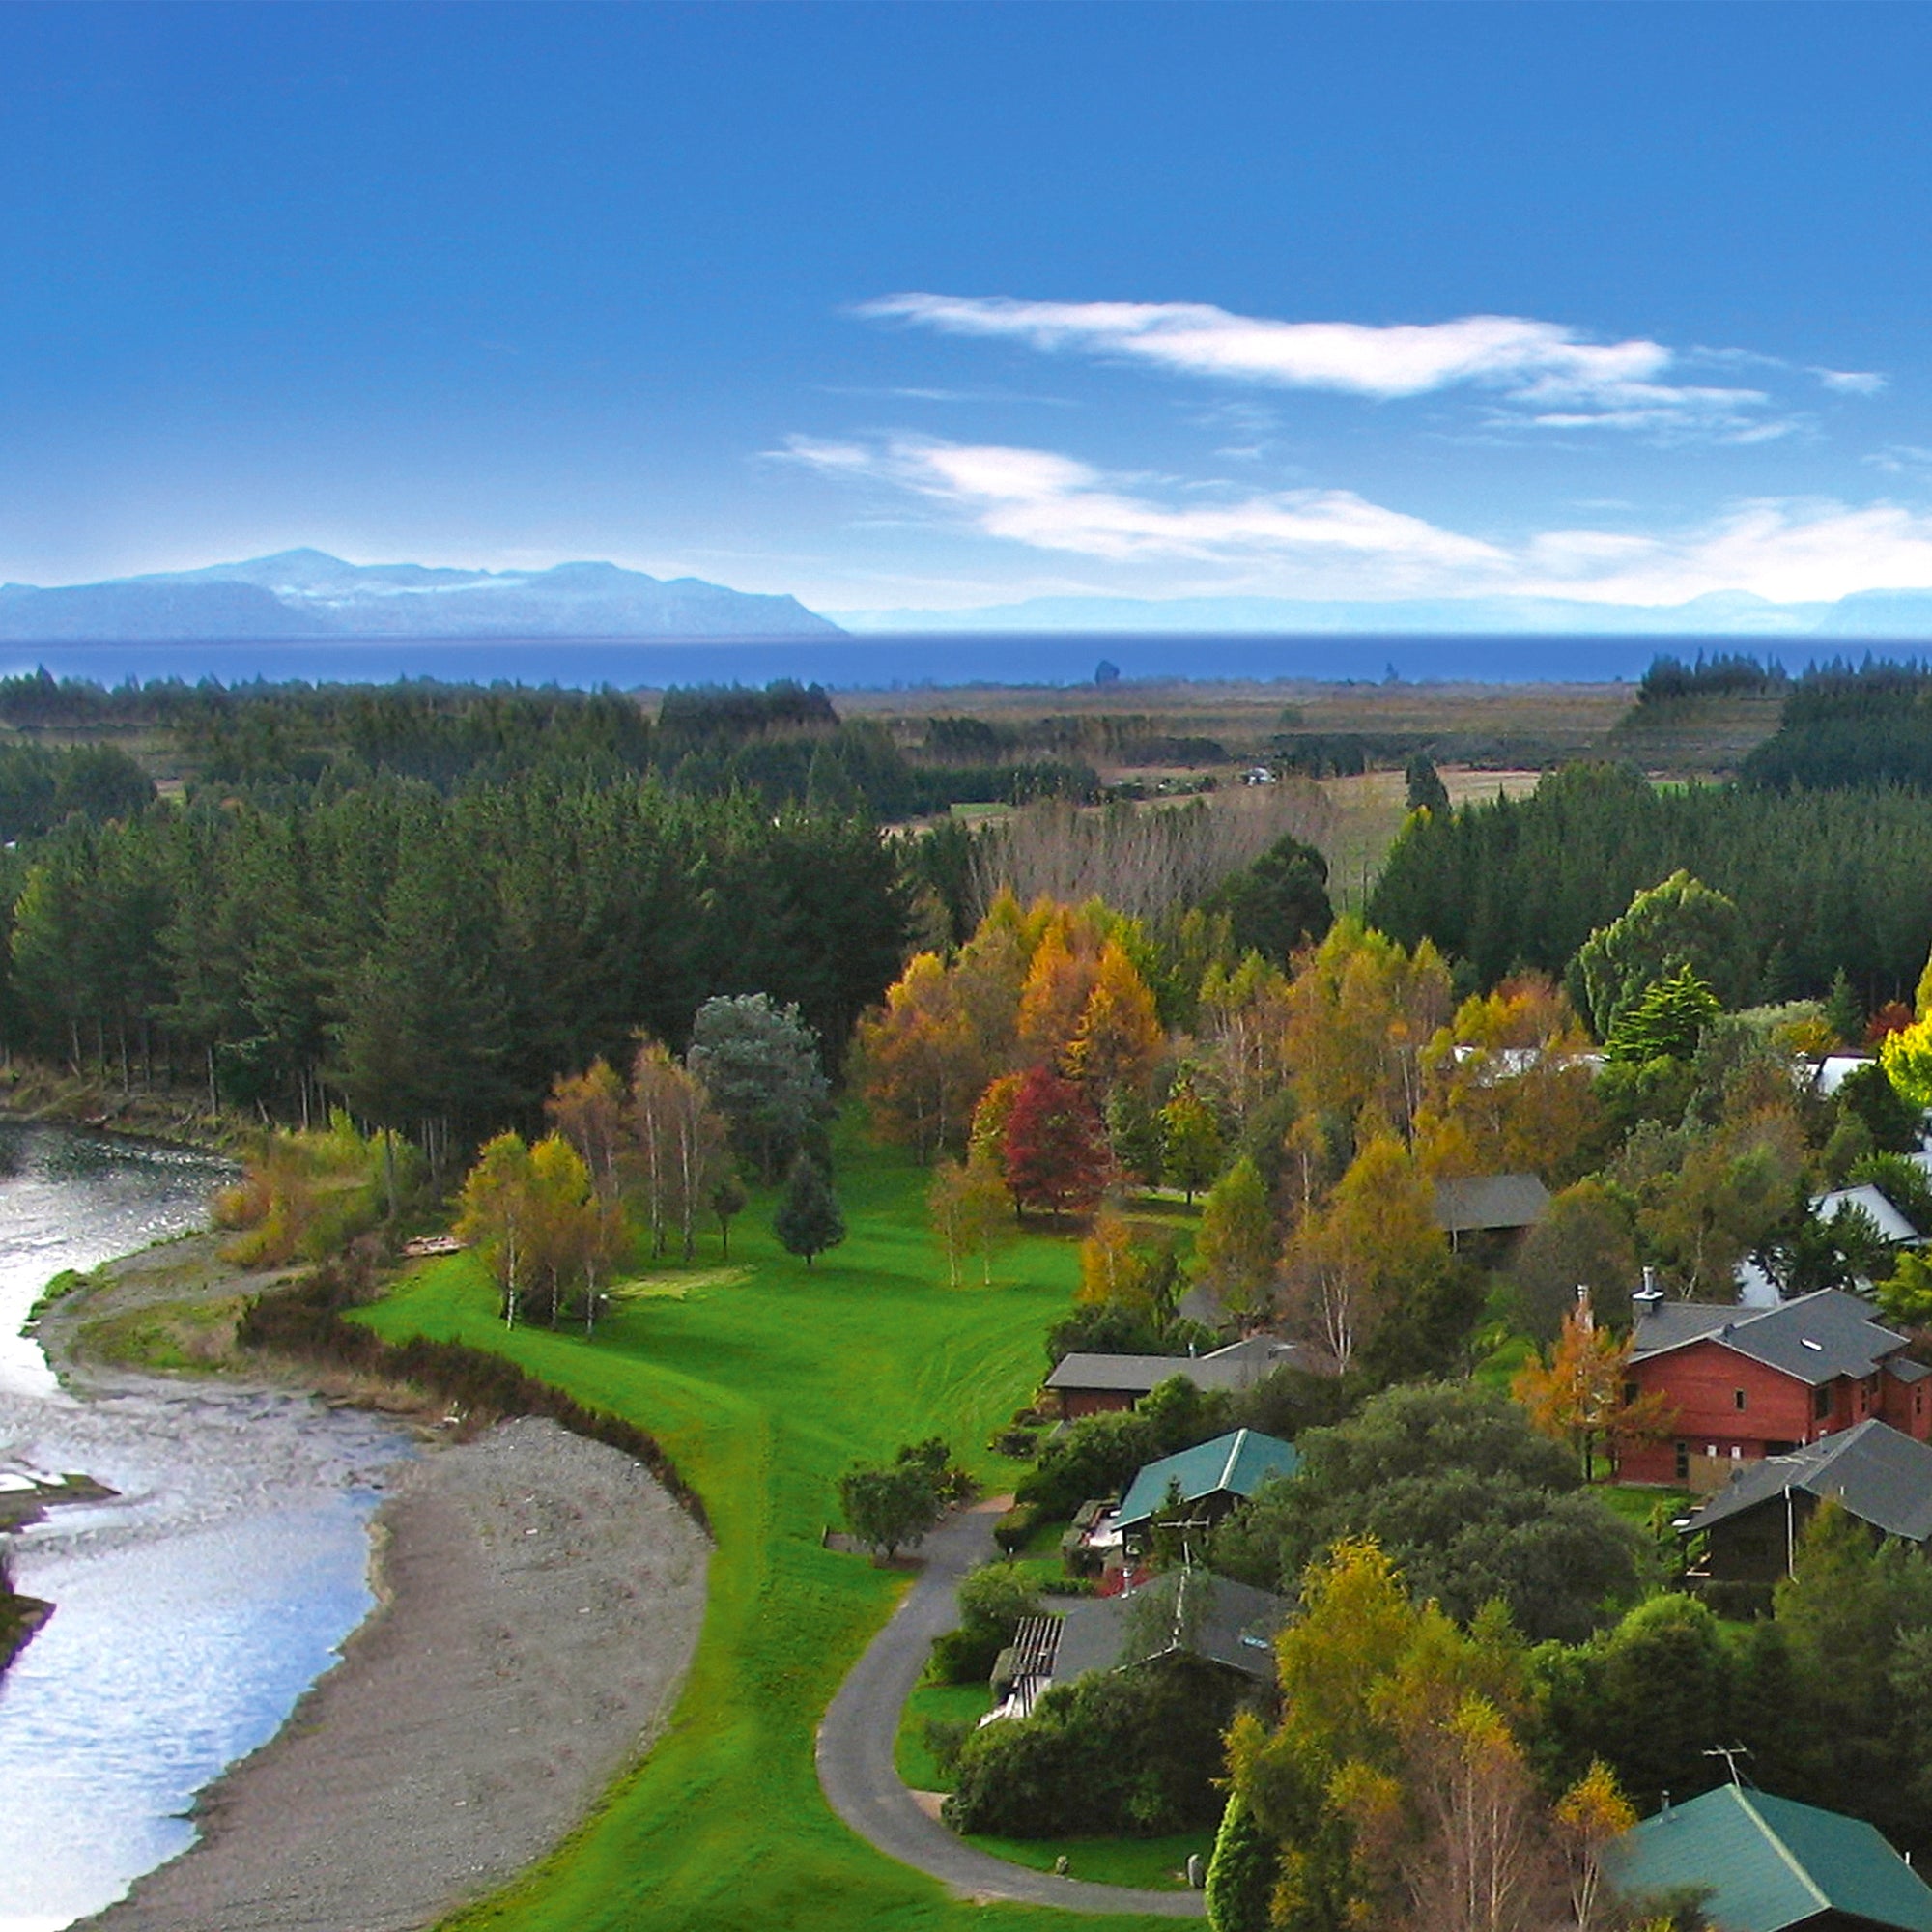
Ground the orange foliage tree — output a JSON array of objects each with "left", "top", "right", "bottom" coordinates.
[
  {"left": 1513, "top": 1297, "right": 1676, "bottom": 1479},
  {"left": 1064, "top": 937, "right": 1163, "bottom": 1097},
  {"left": 852, "top": 951, "right": 984, "bottom": 1159}
]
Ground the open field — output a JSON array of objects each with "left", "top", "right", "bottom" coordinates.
[
  {"left": 358, "top": 1125, "right": 1176, "bottom": 1932},
  {"left": 837, "top": 676, "right": 1640, "bottom": 766}
]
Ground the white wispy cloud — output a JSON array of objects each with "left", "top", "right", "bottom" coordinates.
[
  {"left": 785, "top": 432, "right": 1932, "bottom": 608},
  {"left": 857, "top": 293, "right": 1808, "bottom": 439},
  {"left": 781, "top": 436, "right": 1503, "bottom": 578},
  {"left": 1814, "top": 367, "right": 1888, "bottom": 395}
]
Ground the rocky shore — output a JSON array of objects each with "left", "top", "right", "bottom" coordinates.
[{"left": 81, "top": 1416, "right": 710, "bottom": 1932}]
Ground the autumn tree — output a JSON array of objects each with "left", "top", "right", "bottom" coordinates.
[
  {"left": 1414, "top": 976, "right": 1601, "bottom": 1182},
  {"left": 1282, "top": 917, "right": 1453, "bottom": 1151},
  {"left": 1222, "top": 1537, "right": 1638, "bottom": 1932},
  {"left": 1002, "top": 1064, "right": 1108, "bottom": 1222},
  {"left": 546, "top": 1057, "right": 628, "bottom": 1201},
  {"left": 1197, "top": 952, "right": 1293, "bottom": 1131},
  {"left": 1513, "top": 1297, "right": 1675, "bottom": 1479},
  {"left": 1075, "top": 1201, "right": 1159, "bottom": 1314},
  {"left": 1064, "top": 938, "right": 1163, "bottom": 1097},
  {"left": 1015, "top": 916, "right": 1099, "bottom": 1068},
  {"left": 1283, "top": 1135, "right": 1444, "bottom": 1372},
  {"left": 1881, "top": 1012, "right": 1932, "bottom": 1113},
  {"left": 969, "top": 1070, "right": 1025, "bottom": 1173},
  {"left": 1160, "top": 1081, "right": 1225, "bottom": 1202},
  {"left": 853, "top": 951, "right": 983, "bottom": 1158},
  {"left": 455, "top": 1130, "right": 537, "bottom": 1324},
  {"left": 929, "top": 1154, "right": 1011, "bottom": 1287},
  {"left": 1193, "top": 1155, "right": 1278, "bottom": 1325}
]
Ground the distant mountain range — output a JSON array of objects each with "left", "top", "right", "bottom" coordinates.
[
  {"left": 832, "top": 588, "right": 1932, "bottom": 640},
  {"left": 0, "top": 551, "right": 843, "bottom": 641}
]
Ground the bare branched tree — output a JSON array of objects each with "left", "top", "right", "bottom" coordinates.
[{"left": 969, "top": 786, "right": 1333, "bottom": 924}]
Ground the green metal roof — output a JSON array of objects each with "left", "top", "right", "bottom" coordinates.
[
  {"left": 1605, "top": 1785, "right": 1932, "bottom": 1932},
  {"left": 1115, "top": 1429, "right": 1298, "bottom": 1531}
]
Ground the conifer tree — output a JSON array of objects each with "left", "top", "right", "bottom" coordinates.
[{"left": 774, "top": 1152, "right": 845, "bottom": 1267}]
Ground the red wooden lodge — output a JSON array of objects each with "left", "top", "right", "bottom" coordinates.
[{"left": 1622, "top": 1285, "right": 1932, "bottom": 1490}]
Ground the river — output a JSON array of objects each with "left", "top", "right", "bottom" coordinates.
[{"left": 0, "top": 1122, "right": 404, "bottom": 1932}]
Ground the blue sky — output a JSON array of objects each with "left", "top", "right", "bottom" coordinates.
[{"left": 7, "top": 2, "right": 1932, "bottom": 619}]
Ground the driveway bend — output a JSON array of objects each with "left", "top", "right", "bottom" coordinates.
[{"left": 814, "top": 1501, "right": 1207, "bottom": 1918}]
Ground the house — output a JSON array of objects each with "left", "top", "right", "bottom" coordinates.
[
  {"left": 1430, "top": 1173, "right": 1551, "bottom": 1252},
  {"left": 1044, "top": 1335, "right": 1304, "bottom": 1419},
  {"left": 1621, "top": 1286, "right": 1932, "bottom": 1489},
  {"left": 1684, "top": 1419, "right": 1932, "bottom": 1583},
  {"left": 1815, "top": 1183, "right": 1921, "bottom": 1248},
  {"left": 987, "top": 1568, "right": 1286, "bottom": 1723},
  {"left": 1114, "top": 1428, "right": 1299, "bottom": 1536},
  {"left": 1603, "top": 1783, "right": 1932, "bottom": 1932}
]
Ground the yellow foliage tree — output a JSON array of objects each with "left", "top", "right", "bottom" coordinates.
[
  {"left": 1414, "top": 976, "right": 1601, "bottom": 1181},
  {"left": 1283, "top": 917, "right": 1453, "bottom": 1149},
  {"left": 853, "top": 951, "right": 984, "bottom": 1159},
  {"left": 1016, "top": 921, "right": 1098, "bottom": 1068},
  {"left": 1283, "top": 1135, "right": 1444, "bottom": 1372},
  {"left": 1064, "top": 938, "right": 1163, "bottom": 1097},
  {"left": 1076, "top": 1201, "right": 1154, "bottom": 1312}
]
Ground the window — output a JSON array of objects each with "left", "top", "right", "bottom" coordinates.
[
  {"left": 1815, "top": 1385, "right": 1832, "bottom": 1420},
  {"left": 1734, "top": 1388, "right": 1748, "bottom": 1411},
  {"left": 1675, "top": 1441, "right": 1690, "bottom": 1482}
]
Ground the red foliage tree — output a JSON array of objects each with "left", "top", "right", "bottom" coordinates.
[{"left": 1002, "top": 1064, "right": 1107, "bottom": 1223}]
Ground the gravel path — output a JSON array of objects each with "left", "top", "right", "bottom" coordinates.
[
  {"left": 82, "top": 1416, "right": 710, "bottom": 1932},
  {"left": 815, "top": 1499, "right": 1206, "bottom": 1918}
]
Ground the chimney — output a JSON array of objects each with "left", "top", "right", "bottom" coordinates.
[{"left": 1634, "top": 1266, "right": 1665, "bottom": 1320}]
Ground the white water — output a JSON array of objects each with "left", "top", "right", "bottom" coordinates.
[{"left": 0, "top": 1122, "right": 405, "bottom": 1929}]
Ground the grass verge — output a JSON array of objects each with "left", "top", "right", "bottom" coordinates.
[{"left": 960, "top": 1832, "right": 1213, "bottom": 1892}]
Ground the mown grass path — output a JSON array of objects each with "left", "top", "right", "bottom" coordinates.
[{"left": 361, "top": 1131, "right": 1177, "bottom": 1932}]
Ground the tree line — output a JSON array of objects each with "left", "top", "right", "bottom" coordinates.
[
  {"left": 1369, "top": 761, "right": 1932, "bottom": 1007},
  {"left": 0, "top": 772, "right": 903, "bottom": 1151}
]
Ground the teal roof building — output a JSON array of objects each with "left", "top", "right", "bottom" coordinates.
[
  {"left": 1114, "top": 1428, "right": 1298, "bottom": 1533},
  {"left": 1605, "top": 1785, "right": 1932, "bottom": 1932}
]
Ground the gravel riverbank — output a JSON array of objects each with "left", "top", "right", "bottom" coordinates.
[{"left": 80, "top": 1414, "right": 711, "bottom": 1932}]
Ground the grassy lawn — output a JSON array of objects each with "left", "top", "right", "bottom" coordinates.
[
  {"left": 359, "top": 1122, "right": 1179, "bottom": 1932},
  {"left": 896, "top": 1679, "right": 994, "bottom": 1790},
  {"left": 961, "top": 1831, "right": 1214, "bottom": 1892}
]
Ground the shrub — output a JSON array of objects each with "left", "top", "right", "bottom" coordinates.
[
  {"left": 993, "top": 1502, "right": 1040, "bottom": 1554},
  {"left": 945, "top": 1657, "right": 1242, "bottom": 1838}
]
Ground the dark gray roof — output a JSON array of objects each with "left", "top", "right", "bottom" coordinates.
[
  {"left": 1045, "top": 1352, "right": 1199, "bottom": 1394},
  {"left": 1634, "top": 1288, "right": 1909, "bottom": 1387},
  {"left": 1432, "top": 1173, "right": 1551, "bottom": 1234},
  {"left": 1048, "top": 1570, "right": 1287, "bottom": 1690},
  {"left": 1045, "top": 1336, "right": 1303, "bottom": 1398},
  {"left": 1686, "top": 1420, "right": 1932, "bottom": 1543},
  {"left": 1890, "top": 1357, "right": 1932, "bottom": 1385}
]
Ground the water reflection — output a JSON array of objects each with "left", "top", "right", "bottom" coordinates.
[{"left": 0, "top": 1122, "right": 403, "bottom": 1928}]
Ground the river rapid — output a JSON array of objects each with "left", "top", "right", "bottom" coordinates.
[{"left": 0, "top": 1122, "right": 405, "bottom": 1932}]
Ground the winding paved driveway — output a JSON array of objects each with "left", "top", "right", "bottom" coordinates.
[{"left": 814, "top": 1500, "right": 1207, "bottom": 1918}]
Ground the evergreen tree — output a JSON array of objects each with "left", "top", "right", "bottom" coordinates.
[{"left": 774, "top": 1152, "right": 845, "bottom": 1267}]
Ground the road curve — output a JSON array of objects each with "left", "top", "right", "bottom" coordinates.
[{"left": 814, "top": 1499, "right": 1207, "bottom": 1918}]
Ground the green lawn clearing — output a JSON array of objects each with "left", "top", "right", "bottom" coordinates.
[{"left": 360, "top": 1122, "right": 1177, "bottom": 1932}]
